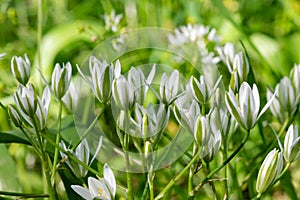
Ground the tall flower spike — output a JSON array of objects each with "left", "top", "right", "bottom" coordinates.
[
  {"left": 71, "top": 164, "right": 116, "bottom": 200},
  {"left": 11, "top": 54, "right": 31, "bottom": 85},
  {"left": 283, "top": 124, "right": 300, "bottom": 163},
  {"left": 225, "top": 82, "right": 275, "bottom": 130},
  {"left": 256, "top": 149, "right": 283, "bottom": 195},
  {"left": 51, "top": 62, "right": 72, "bottom": 99},
  {"left": 190, "top": 75, "right": 222, "bottom": 104}
]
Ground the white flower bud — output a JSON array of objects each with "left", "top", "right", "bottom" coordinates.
[
  {"left": 225, "top": 82, "right": 274, "bottom": 130},
  {"left": 277, "top": 77, "right": 299, "bottom": 114},
  {"left": 51, "top": 62, "right": 72, "bottom": 99},
  {"left": 14, "top": 84, "right": 37, "bottom": 117},
  {"left": 159, "top": 70, "right": 179, "bottom": 105},
  {"left": 256, "top": 149, "right": 283, "bottom": 195},
  {"left": 11, "top": 54, "right": 30, "bottom": 85},
  {"left": 190, "top": 75, "right": 222, "bottom": 104},
  {"left": 8, "top": 105, "right": 22, "bottom": 127},
  {"left": 112, "top": 75, "right": 135, "bottom": 111},
  {"left": 284, "top": 124, "right": 300, "bottom": 163}
]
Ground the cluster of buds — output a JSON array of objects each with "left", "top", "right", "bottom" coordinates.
[
  {"left": 12, "top": 83, "right": 50, "bottom": 131},
  {"left": 194, "top": 113, "right": 222, "bottom": 163},
  {"left": 9, "top": 54, "right": 75, "bottom": 130},
  {"left": 130, "top": 103, "right": 169, "bottom": 138},
  {"left": 217, "top": 43, "right": 250, "bottom": 91},
  {"left": 267, "top": 64, "right": 300, "bottom": 123},
  {"left": 71, "top": 164, "right": 116, "bottom": 200}
]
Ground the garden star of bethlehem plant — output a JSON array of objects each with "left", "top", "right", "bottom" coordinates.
[
  {"left": 225, "top": 82, "right": 275, "bottom": 130},
  {"left": 71, "top": 164, "right": 116, "bottom": 200}
]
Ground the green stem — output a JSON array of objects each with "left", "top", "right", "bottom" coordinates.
[
  {"left": 32, "top": 119, "right": 56, "bottom": 200},
  {"left": 37, "top": 0, "right": 42, "bottom": 83},
  {"left": 148, "top": 171, "right": 154, "bottom": 200},
  {"left": 189, "top": 129, "right": 250, "bottom": 197},
  {"left": 71, "top": 105, "right": 105, "bottom": 151},
  {"left": 223, "top": 131, "right": 229, "bottom": 199},
  {"left": 206, "top": 162, "right": 217, "bottom": 199},
  {"left": 42, "top": 133, "right": 129, "bottom": 193},
  {"left": 0, "top": 191, "right": 49, "bottom": 198},
  {"left": 188, "top": 143, "right": 198, "bottom": 199},
  {"left": 51, "top": 100, "right": 63, "bottom": 183},
  {"left": 124, "top": 110, "right": 133, "bottom": 200},
  {"left": 154, "top": 150, "right": 200, "bottom": 200}
]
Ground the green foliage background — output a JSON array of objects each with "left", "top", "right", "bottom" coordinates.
[{"left": 0, "top": 0, "right": 300, "bottom": 199}]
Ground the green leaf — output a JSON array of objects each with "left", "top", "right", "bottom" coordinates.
[
  {"left": 0, "top": 144, "right": 21, "bottom": 193},
  {"left": 0, "top": 130, "right": 30, "bottom": 145},
  {"left": 280, "top": 170, "right": 298, "bottom": 200}
]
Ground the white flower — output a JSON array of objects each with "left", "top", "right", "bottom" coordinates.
[
  {"left": 159, "top": 70, "right": 179, "bottom": 104},
  {"left": 194, "top": 113, "right": 222, "bottom": 163},
  {"left": 283, "top": 124, "right": 300, "bottom": 163},
  {"left": 34, "top": 86, "right": 51, "bottom": 131},
  {"left": 174, "top": 93, "right": 200, "bottom": 134},
  {"left": 290, "top": 64, "right": 300, "bottom": 93},
  {"left": 277, "top": 77, "right": 300, "bottom": 114},
  {"left": 127, "top": 65, "right": 156, "bottom": 105},
  {"left": 132, "top": 103, "right": 169, "bottom": 137},
  {"left": 14, "top": 83, "right": 37, "bottom": 117},
  {"left": 112, "top": 75, "right": 135, "bottom": 111},
  {"left": 11, "top": 54, "right": 31, "bottom": 85},
  {"left": 190, "top": 75, "right": 222, "bottom": 104},
  {"left": 60, "top": 137, "right": 102, "bottom": 178},
  {"left": 62, "top": 82, "right": 80, "bottom": 112},
  {"left": 225, "top": 82, "right": 274, "bottom": 130},
  {"left": 71, "top": 164, "right": 116, "bottom": 200},
  {"left": 104, "top": 10, "right": 123, "bottom": 32},
  {"left": 256, "top": 149, "right": 283, "bottom": 195},
  {"left": 78, "top": 57, "right": 114, "bottom": 103},
  {"left": 51, "top": 62, "right": 72, "bottom": 99},
  {"left": 267, "top": 88, "right": 287, "bottom": 123},
  {"left": 8, "top": 105, "right": 22, "bottom": 127}
]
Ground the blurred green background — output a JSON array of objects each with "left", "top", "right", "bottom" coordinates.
[{"left": 1, "top": 0, "right": 300, "bottom": 199}]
